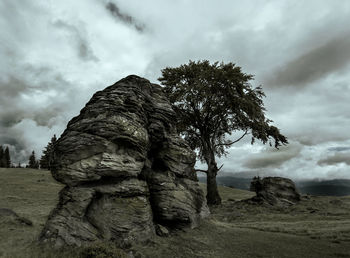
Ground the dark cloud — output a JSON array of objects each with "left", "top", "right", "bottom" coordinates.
[
  {"left": 0, "top": 72, "right": 54, "bottom": 103},
  {"left": 0, "top": 77, "right": 37, "bottom": 127},
  {"left": 318, "top": 152, "right": 350, "bottom": 166},
  {"left": 243, "top": 143, "right": 302, "bottom": 169},
  {"left": 53, "top": 20, "right": 98, "bottom": 62},
  {"left": 106, "top": 2, "right": 145, "bottom": 32},
  {"left": 0, "top": 143, "right": 29, "bottom": 165},
  {"left": 266, "top": 34, "right": 350, "bottom": 87},
  {"left": 0, "top": 0, "right": 350, "bottom": 179},
  {"left": 0, "top": 132, "right": 33, "bottom": 164},
  {"left": 0, "top": 112, "right": 23, "bottom": 128},
  {"left": 0, "top": 137, "right": 23, "bottom": 150},
  {"left": 295, "top": 133, "right": 349, "bottom": 147},
  {"left": 0, "top": 70, "right": 71, "bottom": 128},
  {"left": 328, "top": 147, "right": 350, "bottom": 152},
  {"left": 0, "top": 77, "right": 28, "bottom": 99}
]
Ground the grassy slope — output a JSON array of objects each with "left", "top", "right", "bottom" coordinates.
[
  {"left": 0, "top": 168, "right": 349, "bottom": 258},
  {"left": 0, "top": 168, "right": 63, "bottom": 257}
]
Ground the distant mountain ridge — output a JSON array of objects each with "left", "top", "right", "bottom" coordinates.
[
  {"left": 296, "top": 179, "right": 350, "bottom": 196},
  {"left": 198, "top": 176, "right": 350, "bottom": 196}
]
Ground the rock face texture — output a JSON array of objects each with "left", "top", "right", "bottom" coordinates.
[
  {"left": 250, "top": 177, "right": 301, "bottom": 205},
  {"left": 40, "top": 75, "right": 209, "bottom": 247}
]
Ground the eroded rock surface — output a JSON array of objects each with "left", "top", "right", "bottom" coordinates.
[
  {"left": 250, "top": 176, "right": 301, "bottom": 206},
  {"left": 40, "top": 75, "right": 209, "bottom": 247}
]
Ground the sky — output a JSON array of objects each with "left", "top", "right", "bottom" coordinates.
[{"left": 0, "top": 0, "right": 350, "bottom": 180}]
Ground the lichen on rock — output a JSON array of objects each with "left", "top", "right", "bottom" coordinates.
[{"left": 39, "top": 75, "right": 209, "bottom": 247}]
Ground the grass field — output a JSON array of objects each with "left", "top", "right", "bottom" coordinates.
[{"left": 0, "top": 168, "right": 350, "bottom": 257}]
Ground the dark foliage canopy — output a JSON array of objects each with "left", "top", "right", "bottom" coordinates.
[
  {"left": 4, "top": 146, "right": 11, "bottom": 168},
  {"left": 29, "top": 151, "right": 39, "bottom": 169},
  {"left": 159, "top": 60, "right": 288, "bottom": 162},
  {"left": 0, "top": 146, "right": 11, "bottom": 168},
  {"left": 0, "top": 146, "right": 4, "bottom": 167},
  {"left": 40, "top": 135, "right": 57, "bottom": 170}
]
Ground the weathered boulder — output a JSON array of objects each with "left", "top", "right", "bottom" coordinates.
[
  {"left": 250, "top": 176, "right": 301, "bottom": 205},
  {"left": 0, "top": 208, "right": 33, "bottom": 226},
  {"left": 40, "top": 75, "right": 209, "bottom": 247}
]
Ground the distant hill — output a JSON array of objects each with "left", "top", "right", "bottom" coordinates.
[
  {"left": 296, "top": 179, "right": 350, "bottom": 196},
  {"left": 198, "top": 176, "right": 252, "bottom": 190},
  {"left": 199, "top": 176, "right": 350, "bottom": 196}
]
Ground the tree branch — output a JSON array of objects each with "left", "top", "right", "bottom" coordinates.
[
  {"left": 215, "top": 130, "right": 249, "bottom": 147},
  {"left": 195, "top": 169, "right": 208, "bottom": 173},
  {"left": 217, "top": 164, "right": 224, "bottom": 172}
]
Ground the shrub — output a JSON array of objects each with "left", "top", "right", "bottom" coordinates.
[{"left": 79, "top": 242, "right": 128, "bottom": 258}]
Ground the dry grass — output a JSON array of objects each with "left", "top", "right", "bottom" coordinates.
[
  {"left": 0, "top": 168, "right": 63, "bottom": 257},
  {"left": 1, "top": 168, "right": 350, "bottom": 257}
]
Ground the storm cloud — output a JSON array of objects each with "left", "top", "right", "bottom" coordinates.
[
  {"left": 266, "top": 34, "right": 350, "bottom": 87},
  {"left": 0, "top": 0, "right": 350, "bottom": 180},
  {"left": 242, "top": 143, "right": 302, "bottom": 169},
  {"left": 105, "top": 2, "right": 145, "bottom": 32},
  {"left": 318, "top": 152, "right": 350, "bottom": 166},
  {"left": 328, "top": 147, "right": 350, "bottom": 152},
  {"left": 53, "top": 20, "right": 98, "bottom": 62}
]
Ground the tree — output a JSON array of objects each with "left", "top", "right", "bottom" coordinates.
[
  {"left": 4, "top": 146, "right": 11, "bottom": 168},
  {"left": 0, "top": 146, "right": 4, "bottom": 167},
  {"left": 40, "top": 135, "right": 57, "bottom": 170},
  {"left": 29, "top": 151, "right": 38, "bottom": 169},
  {"left": 159, "top": 60, "right": 288, "bottom": 205}
]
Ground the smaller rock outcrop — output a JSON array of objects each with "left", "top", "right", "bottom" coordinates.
[
  {"left": 250, "top": 177, "right": 301, "bottom": 205},
  {"left": 0, "top": 208, "right": 33, "bottom": 226}
]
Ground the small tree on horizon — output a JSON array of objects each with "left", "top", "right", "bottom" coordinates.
[
  {"left": 159, "top": 60, "right": 288, "bottom": 205},
  {"left": 0, "top": 145, "right": 11, "bottom": 168},
  {"left": 40, "top": 135, "right": 57, "bottom": 170},
  {"left": 0, "top": 146, "right": 4, "bottom": 167},
  {"left": 29, "top": 151, "right": 39, "bottom": 169},
  {"left": 4, "top": 146, "right": 11, "bottom": 168}
]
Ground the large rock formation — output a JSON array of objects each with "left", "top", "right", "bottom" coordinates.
[
  {"left": 250, "top": 176, "right": 301, "bottom": 205},
  {"left": 40, "top": 75, "right": 209, "bottom": 247}
]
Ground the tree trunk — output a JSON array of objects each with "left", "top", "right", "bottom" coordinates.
[{"left": 206, "top": 153, "right": 222, "bottom": 205}]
